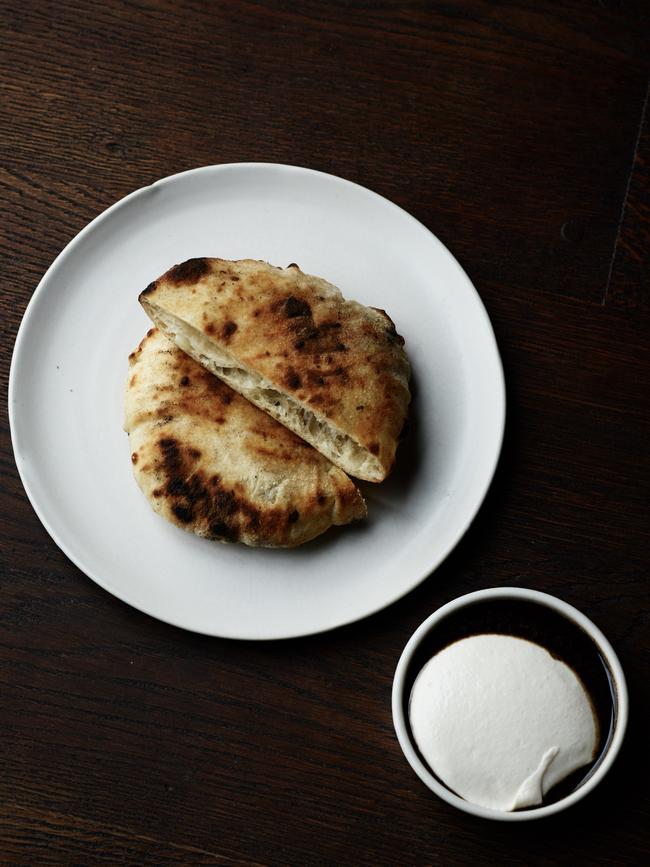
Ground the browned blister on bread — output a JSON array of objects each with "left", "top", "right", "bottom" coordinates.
[
  {"left": 139, "top": 259, "right": 411, "bottom": 481},
  {"left": 125, "top": 329, "right": 366, "bottom": 547}
]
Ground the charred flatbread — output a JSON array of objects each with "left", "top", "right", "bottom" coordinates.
[
  {"left": 125, "top": 329, "right": 366, "bottom": 547},
  {"left": 139, "top": 258, "right": 410, "bottom": 482}
]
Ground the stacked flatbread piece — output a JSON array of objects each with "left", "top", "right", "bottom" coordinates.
[{"left": 126, "top": 258, "right": 411, "bottom": 547}]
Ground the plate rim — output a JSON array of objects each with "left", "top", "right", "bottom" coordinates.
[{"left": 9, "top": 162, "right": 506, "bottom": 640}]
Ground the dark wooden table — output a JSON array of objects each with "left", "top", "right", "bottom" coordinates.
[{"left": 2, "top": 2, "right": 649, "bottom": 864}]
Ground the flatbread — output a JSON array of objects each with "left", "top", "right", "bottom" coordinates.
[
  {"left": 125, "top": 328, "right": 366, "bottom": 547},
  {"left": 139, "top": 258, "right": 410, "bottom": 482}
]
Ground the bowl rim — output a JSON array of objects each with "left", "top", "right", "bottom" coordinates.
[{"left": 391, "top": 586, "right": 629, "bottom": 821}]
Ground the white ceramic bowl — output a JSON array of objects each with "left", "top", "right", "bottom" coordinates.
[{"left": 392, "top": 587, "right": 628, "bottom": 821}]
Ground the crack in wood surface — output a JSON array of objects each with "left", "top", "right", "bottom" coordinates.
[{"left": 602, "top": 77, "right": 649, "bottom": 305}]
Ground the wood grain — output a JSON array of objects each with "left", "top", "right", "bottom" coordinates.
[{"left": 1, "top": 1, "right": 649, "bottom": 864}]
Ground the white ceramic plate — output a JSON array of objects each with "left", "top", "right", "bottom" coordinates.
[{"left": 9, "top": 164, "right": 505, "bottom": 639}]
